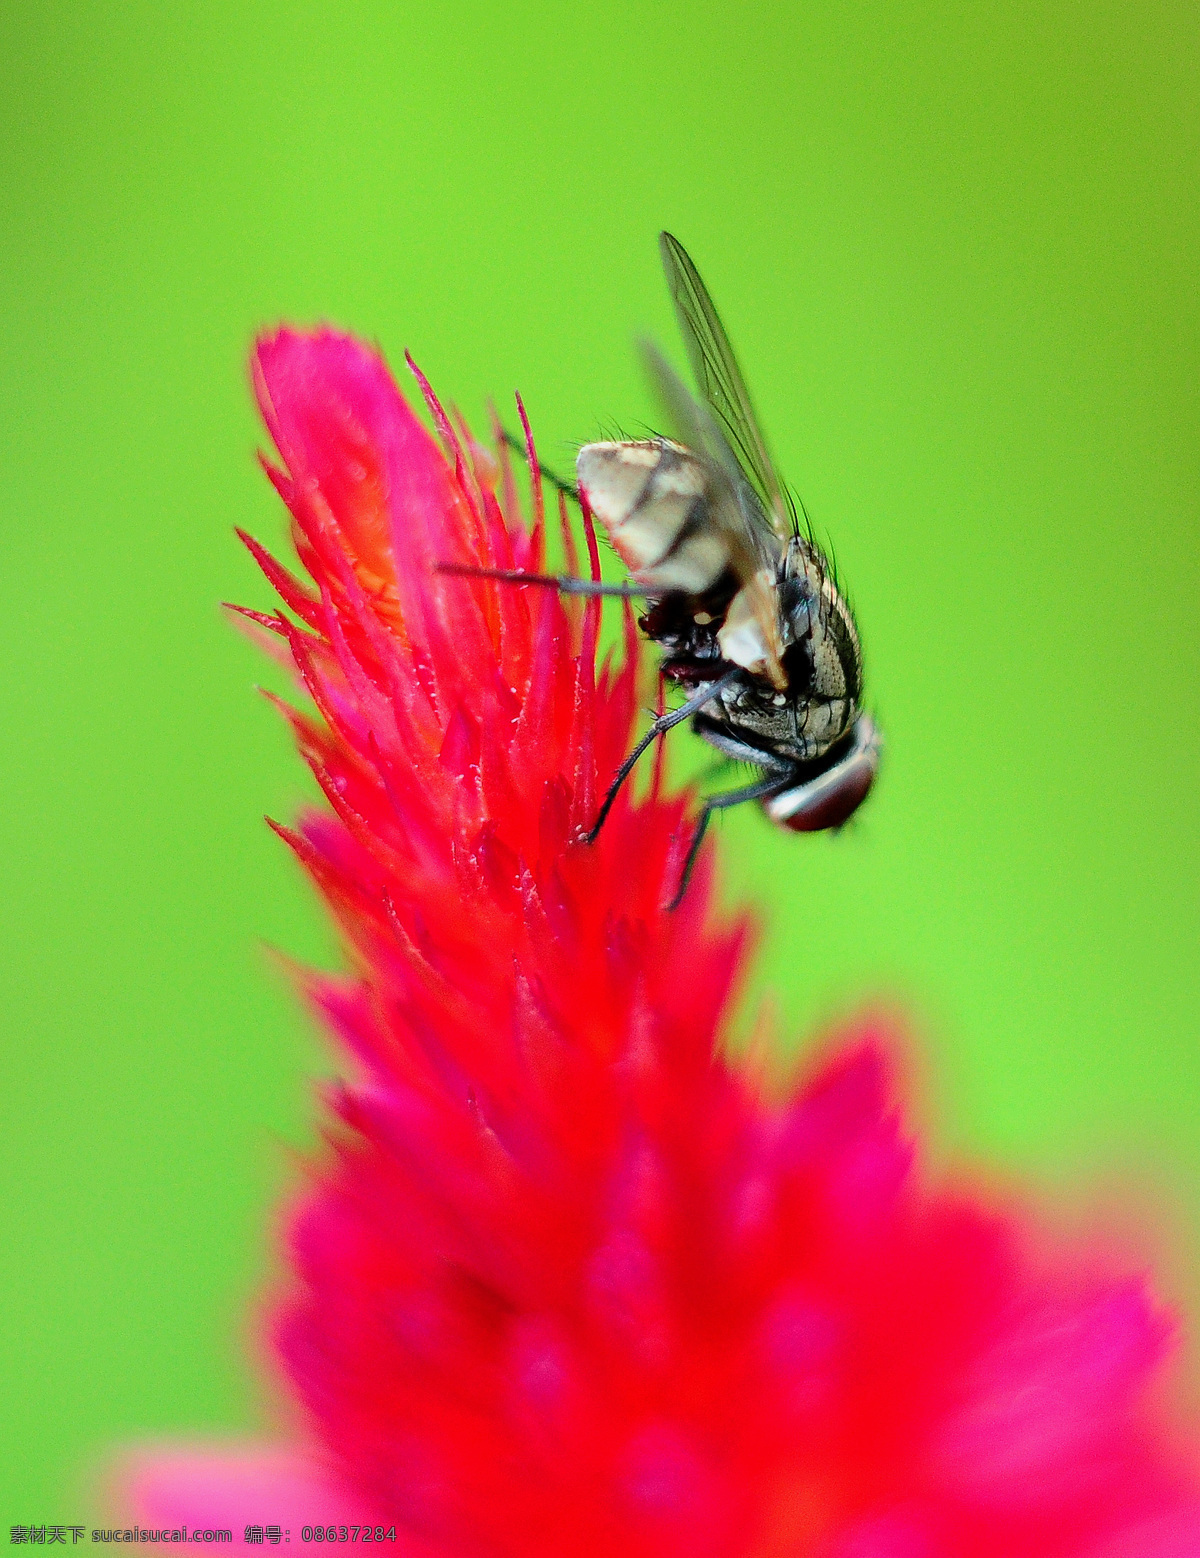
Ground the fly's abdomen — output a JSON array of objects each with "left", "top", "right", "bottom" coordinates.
[{"left": 577, "top": 440, "right": 728, "bottom": 597}]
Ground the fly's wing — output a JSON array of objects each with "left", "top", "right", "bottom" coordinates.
[
  {"left": 640, "top": 339, "right": 787, "bottom": 688},
  {"left": 659, "top": 231, "right": 795, "bottom": 542}
]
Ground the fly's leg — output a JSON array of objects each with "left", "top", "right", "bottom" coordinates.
[
  {"left": 586, "top": 668, "right": 743, "bottom": 845},
  {"left": 668, "top": 767, "right": 794, "bottom": 912},
  {"left": 500, "top": 428, "right": 579, "bottom": 503},
  {"left": 436, "top": 561, "right": 646, "bottom": 598}
]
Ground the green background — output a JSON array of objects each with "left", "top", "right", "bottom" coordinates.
[{"left": 2, "top": 0, "right": 1197, "bottom": 1515}]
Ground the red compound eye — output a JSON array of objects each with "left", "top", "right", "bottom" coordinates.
[{"left": 765, "top": 715, "right": 882, "bottom": 832}]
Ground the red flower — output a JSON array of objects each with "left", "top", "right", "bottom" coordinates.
[{"left": 121, "top": 330, "right": 1200, "bottom": 1556}]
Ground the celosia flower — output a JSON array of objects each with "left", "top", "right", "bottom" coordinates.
[{"left": 120, "top": 330, "right": 1200, "bottom": 1556}]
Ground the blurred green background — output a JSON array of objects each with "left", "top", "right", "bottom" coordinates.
[{"left": 2, "top": 0, "right": 1197, "bottom": 1515}]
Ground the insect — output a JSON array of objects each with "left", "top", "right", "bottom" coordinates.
[{"left": 444, "top": 233, "right": 881, "bottom": 906}]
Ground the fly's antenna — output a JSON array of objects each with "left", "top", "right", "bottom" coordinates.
[{"left": 500, "top": 428, "right": 580, "bottom": 505}]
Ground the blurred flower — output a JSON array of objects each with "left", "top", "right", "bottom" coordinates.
[{"left": 121, "top": 330, "right": 1200, "bottom": 1556}]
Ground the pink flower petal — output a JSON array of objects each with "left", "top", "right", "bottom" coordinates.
[{"left": 111, "top": 1443, "right": 433, "bottom": 1553}]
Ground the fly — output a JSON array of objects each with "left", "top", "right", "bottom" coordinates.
[{"left": 441, "top": 233, "right": 881, "bottom": 906}]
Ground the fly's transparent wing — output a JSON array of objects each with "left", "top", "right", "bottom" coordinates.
[
  {"left": 639, "top": 339, "right": 769, "bottom": 578},
  {"left": 641, "top": 338, "right": 786, "bottom": 687},
  {"left": 659, "top": 231, "right": 794, "bottom": 541}
]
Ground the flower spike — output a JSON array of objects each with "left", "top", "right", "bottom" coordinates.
[{"left": 118, "top": 327, "right": 1200, "bottom": 1558}]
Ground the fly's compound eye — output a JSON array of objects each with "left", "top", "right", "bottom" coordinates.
[{"left": 764, "top": 715, "right": 882, "bottom": 833}]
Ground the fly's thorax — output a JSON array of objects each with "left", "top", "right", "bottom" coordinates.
[
  {"left": 781, "top": 537, "right": 863, "bottom": 707},
  {"left": 693, "top": 538, "right": 862, "bottom": 763},
  {"left": 577, "top": 439, "right": 729, "bottom": 596}
]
